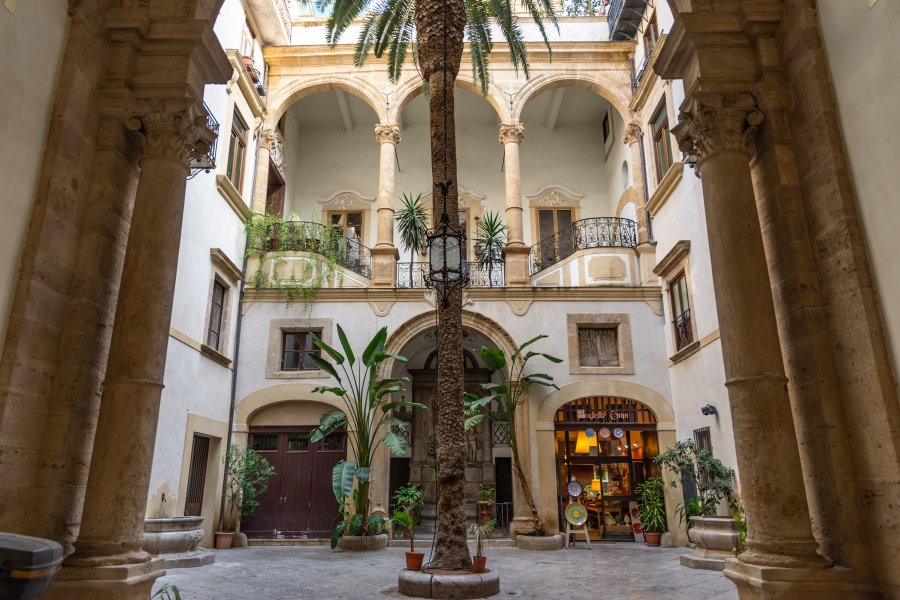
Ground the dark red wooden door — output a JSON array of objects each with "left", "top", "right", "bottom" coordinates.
[
  {"left": 242, "top": 429, "right": 345, "bottom": 539},
  {"left": 184, "top": 435, "right": 210, "bottom": 516}
]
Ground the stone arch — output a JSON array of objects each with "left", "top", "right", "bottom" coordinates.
[
  {"left": 536, "top": 378, "right": 674, "bottom": 429},
  {"left": 234, "top": 383, "right": 345, "bottom": 434},
  {"left": 391, "top": 75, "right": 510, "bottom": 124},
  {"left": 265, "top": 76, "right": 387, "bottom": 128},
  {"left": 513, "top": 73, "right": 632, "bottom": 125}
]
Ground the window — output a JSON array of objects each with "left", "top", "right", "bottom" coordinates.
[
  {"left": 251, "top": 433, "right": 278, "bottom": 452},
  {"left": 578, "top": 326, "right": 619, "bottom": 367},
  {"left": 280, "top": 331, "right": 322, "bottom": 371},
  {"left": 566, "top": 314, "right": 634, "bottom": 375},
  {"left": 226, "top": 110, "right": 248, "bottom": 192},
  {"left": 537, "top": 208, "right": 575, "bottom": 266},
  {"left": 651, "top": 102, "right": 674, "bottom": 183},
  {"left": 669, "top": 271, "right": 693, "bottom": 351},
  {"left": 206, "top": 279, "right": 227, "bottom": 351},
  {"left": 328, "top": 211, "right": 363, "bottom": 241},
  {"left": 694, "top": 427, "right": 712, "bottom": 454},
  {"left": 240, "top": 20, "right": 256, "bottom": 57}
]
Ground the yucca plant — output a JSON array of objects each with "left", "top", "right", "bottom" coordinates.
[
  {"left": 318, "top": 0, "right": 558, "bottom": 570},
  {"left": 309, "top": 325, "right": 426, "bottom": 544},
  {"left": 473, "top": 211, "right": 507, "bottom": 286},
  {"left": 395, "top": 193, "right": 429, "bottom": 259}
]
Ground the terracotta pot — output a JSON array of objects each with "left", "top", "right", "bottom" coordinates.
[
  {"left": 645, "top": 532, "right": 662, "bottom": 547},
  {"left": 472, "top": 555, "right": 487, "bottom": 573},
  {"left": 214, "top": 531, "right": 235, "bottom": 550},
  {"left": 405, "top": 551, "right": 425, "bottom": 571}
]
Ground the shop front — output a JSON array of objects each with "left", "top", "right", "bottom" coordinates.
[{"left": 554, "top": 396, "right": 660, "bottom": 541}]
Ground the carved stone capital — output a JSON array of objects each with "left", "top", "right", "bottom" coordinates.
[
  {"left": 375, "top": 123, "right": 401, "bottom": 145},
  {"left": 260, "top": 128, "right": 279, "bottom": 151},
  {"left": 126, "top": 110, "right": 215, "bottom": 166},
  {"left": 499, "top": 123, "right": 525, "bottom": 145},
  {"left": 671, "top": 101, "right": 765, "bottom": 160},
  {"left": 622, "top": 121, "right": 640, "bottom": 145}
]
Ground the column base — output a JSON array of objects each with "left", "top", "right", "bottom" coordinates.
[
  {"left": 40, "top": 557, "right": 165, "bottom": 600},
  {"left": 724, "top": 558, "right": 881, "bottom": 600},
  {"left": 635, "top": 242, "right": 657, "bottom": 285},
  {"left": 503, "top": 244, "right": 531, "bottom": 287},
  {"left": 370, "top": 245, "right": 400, "bottom": 288}
]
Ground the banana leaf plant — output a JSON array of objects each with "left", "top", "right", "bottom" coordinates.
[
  {"left": 465, "top": 335, "right": 561, "bottom": 536},
  {"left": 308, "top": 325, "right": 426, "bottom": 547}
]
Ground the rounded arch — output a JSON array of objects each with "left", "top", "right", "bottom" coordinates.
[
  {"left": 265, "top": 76, "right": 388, "bottom": 128},
  {"left": 391, "top": 75, "right": 510, "bottom": 124},
  {"left": 379, "top": 309, "right": 520, "bottom": 379},
  {"left": 536, "top": 379, "right": 674, "bottom": 430},
  {"left": 234, "top": 383, "right": 345, "bottom": 432},
  {"left": 513, "top": 73, "right": 632, "bottom": 125}
]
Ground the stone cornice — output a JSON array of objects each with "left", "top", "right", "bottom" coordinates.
[
  {"left": 646, "top": 162, "right": 684, "bottom": 214},
  {"left": 653, "top": 240, "right": 691, "bottom": 277},
  {"left": 216, "top": 174, "right": 253, "bottom": 221},
  {"left": 227, "top": 50, "right": 267, "bottom": 119},
  {"left": 210, "top": 248, "right": 244, "bottom": 282},
  {"left": 244, "top": 285, "right": 662, "bottom": 303}
]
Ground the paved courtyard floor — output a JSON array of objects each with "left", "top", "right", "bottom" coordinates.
[{"left": 154, "top": 544, "right": 739, "bottom": 600}]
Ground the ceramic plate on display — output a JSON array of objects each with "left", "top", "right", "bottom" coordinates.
[
  {"left": 599, "top": 427, "right": 611, "bottom": 438},
  {"left": 565, "top": 502, "right": 588, "bottom": 526},
  {"left": 585, "top": 428, "right": 596, "bottom": 438},
  {"left": 613, "top": 427, "right": 625, "bottom": 439},
  {"left": 566, "top": 479, "right": 584, "bottom": 499}
]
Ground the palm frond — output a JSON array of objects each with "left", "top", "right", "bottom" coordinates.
[
  {"left": 518, "top": 0, "right": 559, "bottom": 56},
  {"left": 326, "top": 0, "right": 372, "bottom": 45},
  {"left": 487, "top": 0, "right": 527, "bottom": 77},
  {"left": 464, "top": 0, "right": 494, "bottom": 94}
]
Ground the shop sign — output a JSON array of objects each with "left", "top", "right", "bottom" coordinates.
[{"left": 576, "top": 408, "right": 634, "bottom": 423}]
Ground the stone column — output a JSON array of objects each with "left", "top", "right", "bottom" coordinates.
[
  {"left": 50, "top": 108, "right": 212, "bottom": 600},
  {"left": 622, "top": 121, "right": 650, "bottom": 244},
  {"left": 370, "top": 123, "right": 401, "bottom": 287},
  {"left": 499, "top": 123, "right": 530, "bottom": 286},
  {"left": 671, "top": 97, "right": 828, "bottom": 572}
]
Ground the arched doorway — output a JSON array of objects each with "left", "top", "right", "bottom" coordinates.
[
  {"left": 553, "top": 396, "right": 661, "bottom": 541},
  {"left": 239, "top": 399, "right": 347, "bottom": 539}
]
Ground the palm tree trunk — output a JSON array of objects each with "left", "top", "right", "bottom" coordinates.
[{"left": 415, "top": 0, "right": 470, "bottom": 570}]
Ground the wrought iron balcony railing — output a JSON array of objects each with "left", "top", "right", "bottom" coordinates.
[
  {"left": 673, "top": 309, "right": 693, "bottom": 351},
  {"left": 262, "top": 220, "right": 372, "bottom": 279},
  {"left": 529, "top": 216, "right": 637, "bottom": 275},
  {"left": 396, "top": 261, "right": 505, "bottom": 289}
]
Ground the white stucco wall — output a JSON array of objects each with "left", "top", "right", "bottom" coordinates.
[
  {"left": 817, "top": 0, "right": 900, "bottom": 380},
  {"left": 0, "top": 2, "right": 68, "bottom": 351},
  {"left": 650, "top": 167, "right": 737, "bottom": 477}
]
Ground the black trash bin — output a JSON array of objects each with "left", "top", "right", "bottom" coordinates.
[{"left": 0, "top": 533, "right": 64, "bottom": 600}]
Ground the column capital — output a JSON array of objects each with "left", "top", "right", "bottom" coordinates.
[
  {"left": 375, "top": 123, "right": 401, "bottom": 145},
  {"left": 499, "top": 123, "right": 525, "bottom": 144},
  {"left": 260, "top": 128, "right": 278, "bottom": 150},
  {"left": 672, "top": 95, "right": 765, "bottom": 161},
  {"left": 621, "top": 121, "right": 641, "bottom": 145},
  {"left": 126, "top": 109, "right": 216, "bottom": 166}
]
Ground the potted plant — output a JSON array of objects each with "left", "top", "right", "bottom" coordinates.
[
  {"left": 394, "top": 193, "right": 428, "bottom": 260},
  {"left": 468, "top": 519, "right": 496, "bottom": 573},
  {"left": 309, "top": 326, "right": 426, "bottom": 550},
  {"left": 216, "top": 445, "right": 276, "bottom": 549},
  {"left": 465, "top": 335, "right": 561, "bottom": 544},
  {"left": 477, "top": 484, "right": 495, "bottom": 525},
  {"left": 655, "top": 440, "right": 738, "bottom": 564},
  {"left": 393, "top": 483, "right": 424, "bottom": 523},
  {"left": 636, "top": 476, "right": 667, "bottom": 546},
  {"left": 390, "top": 509, "right": 424, "bottom": 570},
  {"left": 472, "top": 211, "right": 508, "bottom": 287}
]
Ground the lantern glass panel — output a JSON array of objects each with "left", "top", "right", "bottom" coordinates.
[{"left": 429, "top": 235, "right": 462, "bottom": 281}]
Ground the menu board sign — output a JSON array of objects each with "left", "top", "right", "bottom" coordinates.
[{"left": 628, "top": 500, "right": 645, "bottom": 543}]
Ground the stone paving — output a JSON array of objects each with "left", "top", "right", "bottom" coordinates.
[{"left": 154, "top": 544, "right": 739, "bottom": 600}]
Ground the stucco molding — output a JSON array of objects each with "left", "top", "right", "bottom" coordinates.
[
  {"left": 318, "top": 190, "right": 376, "bottom": 210},
  {"left": 526, "top": 185, "right": 584, "bottom": 208}
]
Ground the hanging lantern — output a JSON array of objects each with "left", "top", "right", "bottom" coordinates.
[{"left": 425, "top": 181, "right": 468, "bottom": 306}]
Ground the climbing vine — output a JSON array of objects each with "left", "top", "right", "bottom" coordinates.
[{"left": 244, "top": 214, "right": 346, "bottom": 309}]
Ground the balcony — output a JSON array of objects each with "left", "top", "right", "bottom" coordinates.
[
  {"left": 245, "top": 0, "right": 293, "bottom": 45},
  {"left": 607, "top": 0, "right": 649, "bottom": 41},
  {"left": 263, "top": 220, "right": 372, "bottom": 279},
  {"left": 529, "top": 217, "right": 637, "bottom": 275},
  {"left": 396, "top": 261, "right": 505, "bottom": 288}
]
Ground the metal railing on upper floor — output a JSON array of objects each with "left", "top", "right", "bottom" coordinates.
[
  {"left": 607, "top": 0, "right": 649, "bottom": 41},
  {"left": 261, "top": 220, "right": 372, "bottom": 278},
  {"left": 396, "top": 261, "right": 505, "bottom": 289},
  {"left": 529, "top": 216, "right": 638, "bottom": 275}
]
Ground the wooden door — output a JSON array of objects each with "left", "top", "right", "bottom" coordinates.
[
  {"left": 307, "top": 433, "right": 345, "bottom": 537},
  {"left": 276, "top": 432, "right": 314, "bottom": 537},
  {"left": 241, "top": 432, "right": 284, "bottom": 537},
  {"left": 184, "top": 435, "right": 210, "bottom": 517}
]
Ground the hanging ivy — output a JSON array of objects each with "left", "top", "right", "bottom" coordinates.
[{"left": 244, "top": 214, "right": 346, "bottom": 309}]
